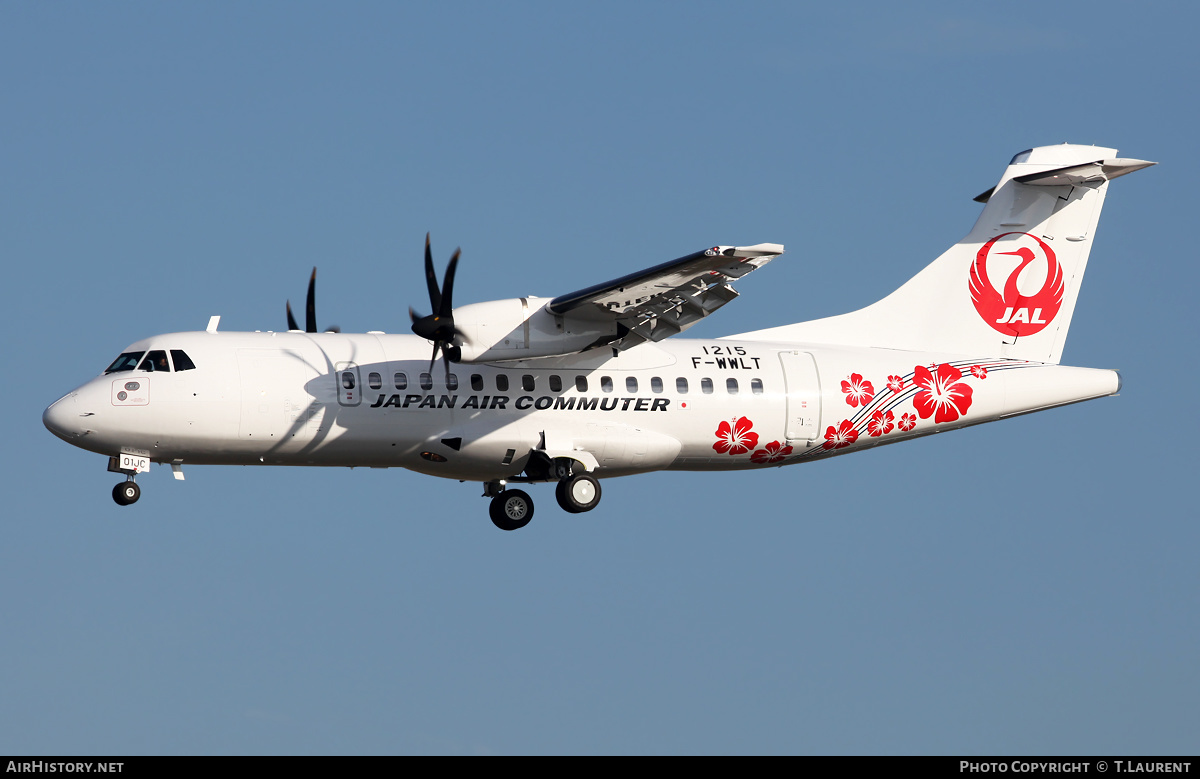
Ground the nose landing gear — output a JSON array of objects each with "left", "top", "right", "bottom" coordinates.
[
  {"left": 112, "top": 479, "right": 141, "bottom": 506},
  {"left": 107, "top": 454, "right": 148, "bottom": 506}
]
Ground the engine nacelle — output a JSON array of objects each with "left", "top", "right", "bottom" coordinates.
[{"left": 451, "top": 297, "right": 617, "bottom": 362}]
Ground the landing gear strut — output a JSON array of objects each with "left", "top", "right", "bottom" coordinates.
[
  {"left": 489, "top": 488, "right": 534, "bottom": 531},
  {"left": 112, "top": 479, "right": 141, "bottom": 506},
  {"left": 555, "top": 474, "right": 601, "bottom": 514}
]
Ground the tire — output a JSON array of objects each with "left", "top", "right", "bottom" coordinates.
[
  {"left": 555, "top": 480, "right": 581, "bottom": 513},
  {"left": 555, "top": 474, "right": 600, "bottom": 513},
  {"left": 113, "top": 481, "right": 140, "bottom": 506},
  {"left": 489, "top": 489, "right": 534, "bottom": 531}
]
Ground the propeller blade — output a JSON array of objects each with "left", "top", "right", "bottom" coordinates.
[
  {"left": 305, "top": 267, "right": 318, "bottom": 333},
  {"left": 286, "top": 301, "right": 300, "bottom": 332},
  {"left": 428, "top": 341, "right": 440, "bottom": 377},
  {"left": 441, "top": 348, "right": 452, "bottom": 386},
  {"left": 424, "top": 233, "right": 442, "bottom": 314},
  {"left": 411, "top": 235, "right": 462, "bottom": 366},
  {"left": 440, "top": 248, "right": 460, "bottom": 318}
]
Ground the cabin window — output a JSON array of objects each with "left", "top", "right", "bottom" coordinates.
[
  {"left": 601, "top": 376, "right": 614, "bottom": 393},
  {"left": 575, "top": 375, "right": 588, "bottom": 392},
  {"left": 471, "top": 374, "right": 484, "bottom": 391},
  {"left": 676, "top": 377, "right": 688, "bottom": 394},
  {"left": 651, "top": 377, "right": 663, "bottom": 393},
  {"left": 420, "top": 373, "right": 433, "bottom": 390},
  {"left": 105, "top": 352, "right": 145, "bottom": 374},
  {"left": 447, "top": 373, "right": 459, "bottom": 391},
  {"left": 751, "top": 378, "right": 764, "bottom": 395},
  {"left": 368, "top": 372, "right": 382, "bottom": 390},
  {"left": 394, "top": 372, "right": 408, "bottom": 390},
  {"left": 626, "top": 377, "right": 638, "bottom": 393},
  {"left": 701, "top": 378, "right": 713, "bottom": 394},
  {"left": 727, "top": 378, "right": 739, "bottom": 395},
  {"left": 496, "top": 374, "right": 509, "bottom": 392},
  {"left": 341, "top": 372, "right": 356, "bottom": 390},
  {"left": 549, "top": 375, "right": 562, "bottom": 393},
  {"left": 138, "top": 350, "right": 170, "bottom": 373},
  {"left": 522, "top": 375, "right": 535, "bottom": 392},
  {"left": 170, "top": 350, "right": 196, "bottom": 372}
]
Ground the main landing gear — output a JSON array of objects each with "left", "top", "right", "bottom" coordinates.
[
  {"left": 489, "top": 488, "right": 534, "bottom": 531},
  {"left": 555, "top": 474, "right": 601, "bottom": 514},
  {"left": 112, "top": 478, "right": 141, "bottom": 506},
  {"left": 484, "top": 472, "right": 602, "bottom": 531}
]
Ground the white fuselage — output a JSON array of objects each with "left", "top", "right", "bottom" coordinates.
[{"left": 43, "top": 329, "right": 1120, "bottom": 483}]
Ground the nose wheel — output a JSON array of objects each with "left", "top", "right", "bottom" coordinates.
[{"left": 112, "top": 480, "right": 141, "bottom": 506}]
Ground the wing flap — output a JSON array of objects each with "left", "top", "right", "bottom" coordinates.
[
  {"left": 547, "top": 244, "right": 782, "bottom": 317},
  {"left": 547, "top": 243, "right": 783, "bottom": 351}
]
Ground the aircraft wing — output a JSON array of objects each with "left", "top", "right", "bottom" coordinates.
[{"left": 545, "top": 243, "right": 784, "bottom": 349}]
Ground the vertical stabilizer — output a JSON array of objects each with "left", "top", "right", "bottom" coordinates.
[{"left": 736, "top": 145, "right": 1154, "bottom": 363}]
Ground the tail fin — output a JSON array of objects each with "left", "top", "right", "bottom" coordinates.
[{"left": 737, "top": 144, "right": 1154, "bottom": 363}]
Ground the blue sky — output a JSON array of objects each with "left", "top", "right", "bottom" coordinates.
[{"left": 3, "top": 2, "right": 1196, "bottom": 755}]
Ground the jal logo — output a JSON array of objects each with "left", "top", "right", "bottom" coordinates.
[{"left": 969, "top": 232, "right": 1064, "bottom": 337}]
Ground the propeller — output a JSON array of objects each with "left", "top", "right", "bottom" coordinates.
[
  {"left": 286, "top": 267, "right": 340, "bottom": 333},
  {"left": 409, "top": 233, "right": 462, "bottom": 381}
]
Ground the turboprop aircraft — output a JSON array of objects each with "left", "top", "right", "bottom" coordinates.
[{"left": 43, "top": 144, "right": 1154, "bottom": 530}]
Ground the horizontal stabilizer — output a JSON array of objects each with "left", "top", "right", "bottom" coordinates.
[
  {"left": 1015, "top": 158, "right": 1156, "bottom": 187},
  {"left": 977, "top": 157, "right": 1155, "bottom": 202}
]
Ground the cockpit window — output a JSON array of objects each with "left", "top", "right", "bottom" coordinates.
[
  {"left": 105, "top": 352, "right": 146, "bottom": 374},
  {"left": 171, "top": 350, "right": 196, "bottom": 371},
  {"left": 138, "top": 350, "right": 171, "bottom": 372}
]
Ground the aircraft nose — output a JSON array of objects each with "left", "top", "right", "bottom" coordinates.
[{"left": 43, "top": 393, "right": 81, "bottom": 441}]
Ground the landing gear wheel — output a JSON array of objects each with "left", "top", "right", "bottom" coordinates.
[
  {"left": 556, "top": 474, "right": 601, "bottom": 514},
  {"left": 489, "top": 489, "right": 534, "bottom": 531},
  {"left": 113, "top": 481, "right": 140, "bottom": 506}
]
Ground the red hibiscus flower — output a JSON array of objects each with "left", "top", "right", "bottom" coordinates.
[
  {"left": 867, "top": 409, "right": 894, "bottom": 437},
  {"left": 887, "top": 375, "right": 905, "bottom": 393},
  {"left": 898, "top": 412, "right": 917, "bottom": 432},
  {"left": 822, "top": 419, "right": 859, "bottom": 450},
  {"left": 912, "top": 363, "right": 974, "bottom": 423},
  {"left": 750, "top": 440, "right": 794, "bottom": 464},
  {"left": 970, "top": 365, "right": 988, "bottom": 380},
  {"left": 841, "top": 373, "right": 875, "bottom": 407},
  {"left": 713, "top": 416, "right": 759, "bottom": 455}
]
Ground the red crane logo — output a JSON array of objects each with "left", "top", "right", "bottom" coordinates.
[{"left": 969, "top": 232, "right": 1064, "bottom": 337}]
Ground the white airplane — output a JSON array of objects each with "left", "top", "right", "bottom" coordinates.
[{"left": 44, "top": 144, "right": 1153, "bottom": 530}]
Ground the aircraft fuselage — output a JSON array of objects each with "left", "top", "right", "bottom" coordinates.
[{"left": 43, "top": 329, "right": 1119, "bottom": 483}]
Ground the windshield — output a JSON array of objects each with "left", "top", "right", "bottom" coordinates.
[
  {"left": 105, "top": 352, "right": 145, "bottom": 374},
  {"left": 138, "top": 350, "right": 170, "bottom": 372}
]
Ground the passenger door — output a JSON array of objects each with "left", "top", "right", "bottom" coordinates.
[{"left": 779, "top": 350, "right": 821, "bottom": 443}]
